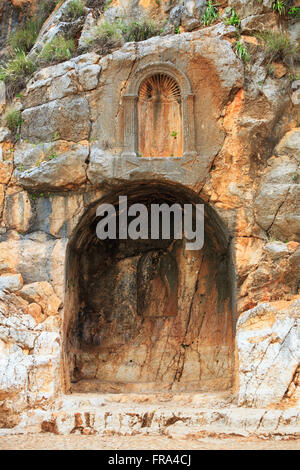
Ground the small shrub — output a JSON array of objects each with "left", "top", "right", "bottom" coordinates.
[
  {"left": 122, "top": 19, "right": 161, "bottom": 42},
  {"left": 288, "top": 6, "right": 300, "bottom": 19},
  {"left": 103, "top": 0, "right": 112, "bottom": 12},
  {"left": 234, "top": 41, "right": 250, "bottom": 63},
  {"left": 0, "top": 51, "right": 36, "bottom": 98},
  {"left": 37, "top": 0, "right": 62, "bottom": 23},
  {"left": 39, "top": 36, "right": 75, "bottom": 64},
  {"left": 224, "top": 8, "right": 241, "bottom": 27},
  {"left": 201, "top": 1, "right": 219, "bottom": 26},
  {"left": 66, "top": 0, "right": 85, "bottom": 20},
  {"left": 4, "top": 108, "right": 22, "bottom": 132},
  {"left": 256, "top": 31, "right": 298, "bottom": 62},
  {"left": 8, "top": 18, "right": 41, "bottom": 54},
  {"left": 84, "top": 19, "right": 124, "bottom": 55},
  {"left": 273, "top": 0, "right": 287, "bottom": 15},
  {"left": 267, "top": 63, "right": 275, "bottom": 76},
  {"left": 92, "top": 19, "right": 123, "bottom": 41}
]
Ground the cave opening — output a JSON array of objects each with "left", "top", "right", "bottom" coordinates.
[{"left": 64, "top": 182, "right": 235, "bottom": 394}]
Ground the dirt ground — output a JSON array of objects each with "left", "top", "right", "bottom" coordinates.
[{"left": 1, "top": 435, "right": 300, "bottom": 450}]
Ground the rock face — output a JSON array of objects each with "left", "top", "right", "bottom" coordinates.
[
  {"left": 0, "top": 0, "right": 299, "bottom": 434},
  {"left": 237, "top": 300, "right": 300, "bottom": 407}
]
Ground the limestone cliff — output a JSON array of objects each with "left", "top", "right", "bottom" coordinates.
[{"left": 0, "top": 0, "right": 299, "bottom": 436}]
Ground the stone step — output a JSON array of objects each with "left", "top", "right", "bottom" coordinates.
[{"left": 1, "top": 395, "right": 300, "bottom": 438}]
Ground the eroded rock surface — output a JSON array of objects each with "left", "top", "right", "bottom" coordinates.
[{"left": 0, "top": 0, "right": 299, "bottom": 434}]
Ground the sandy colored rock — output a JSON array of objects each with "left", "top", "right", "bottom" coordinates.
[
  {"left": 0, "top": 274, "right": 23, "bottom": 292},
  {"left": 237, "top": 299, "right": 300, "bottom": 407},
  {"left": 0, "top": 0, "right": 299, "bottom": 438},
  {"left": 20, "top": 282, "right": 62, "bottom": 317}
]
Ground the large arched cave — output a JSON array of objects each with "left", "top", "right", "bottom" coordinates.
[{"left": 64, "top": 181, "right": 235, "bottom": 393}]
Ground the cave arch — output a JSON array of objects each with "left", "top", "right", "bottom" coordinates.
[{"left": 64, "top": 181, "right": 235, "bottom": 393}]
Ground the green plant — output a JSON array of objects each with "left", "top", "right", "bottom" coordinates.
[
  {"left": 8, "top": 18, "right": 41, "bottom": 54},
  {"left": 174, "top": 26, "right": 181, "bottom": 34},
  {"left": 91, "top": 19, "right": 123, "bottom": 41},
  {"left": 39, "top": 36, "right": 75, "bottom": 63},
  {"left": 85, "top": 19, "right": 124, "bottom": 54},
  {"left": 48, "top": 152, "right": 57, "bottom": 160},
  {"left": 66, "top": 0, "right": 85, "bottom": 20},
  {"left": 256, "top": 31, "right": 298, "bottom": 62},
  {"left": 171, "top": 130, "right": 178, "bottom": 138},
  {"left": 273, "top": 0, "right": 287, "bottom": 15},
  {"left": 122, "top": 19, "right": 161, "bottom": 42},
  {"left": 4, "top": 108, "right": 22, "bottom": 132},
  {"left": 234, "top": 41, "right": 250, "bottom": 63},
  {"left": 201, "top": 1, "right": 219, "bottom": 26},
  {"left": 103, "top": 0, "right": 112, "bottom": 11},
  {"left": 53, "top": 131, "right": 60, "bottom": 140},
  {"left": 224, "top": 8, "right": 240, "bottom": 27},
  {"left": 288, "top": 6, "right": 300, "bottom": 19},
  {"left": 7, "top": 0, "right": 59, "bottom": 57},
  {"left": 17, "top": 164, "right": 24, "bottom": 171},
  {"left": 267, "top": 63, "right": 275, "bottom": 76},
  {"left": 0, "top": 51, "right": 36, "bottom": 97}
]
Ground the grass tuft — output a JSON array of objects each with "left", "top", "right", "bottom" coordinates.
[
  {"left": 66, "top": 0, "right": 85, "bottom": 20},
  {"left": 256, "top": 31, "right": 299, "bottom": 62},
  {"left": 201, "top": 1, "right": 219, "bottom": 26},
  {"left": 4, "top": 108, "right": 22, "bottom": 132},
  {"left": 39, "top": 36, "right": 76, "bottom": 64},
  {"left": 234, "top": 41, "right": 250, "bottom": 63}
]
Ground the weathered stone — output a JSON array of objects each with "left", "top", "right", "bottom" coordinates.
[
  {"left": 0, "top": 237, "right": 66, "bottom": 295},
  {"left": 263, "top": 242, "right": 290, "bottom": 259},
  {"left": 27, "top": 303, "right": 44, "bottom": 324},
  {"left": 22, "top": 53, "right": 100, "bottom": 109},
  {"left": 78, "top": 64, "right": 101, "bottom": 91},
  {"left": 15, "top": 143, "right": 89, "bottom": 190},
  {"left": 275, "top": 128, "right": 300, "bottom": 158},
  {"left": 78, "top": 12, "right": 97, "bottom": 51},
  {"left": 14, "top": 143, "right": 44, "bottom": 170},
  {"left": 3, "top": 191, "right": 33, "bottom": 234},
  {"left": 271, "top": 62, "right": 287, "bottom": 79},
  {"left": 21, "top": 97, "right": 91, "bottom": 143},
  {"left": 28, "top": 0, "right": 88, "bottom": 61},
  {"left": 0, "top": 81, "right": 5, "bottom": 108},
  {"left": 0, "top": 127, "right": 10, "bottom": 143},
  {"left": 0, "top": 274, "right": 23, "bottom": 293},
  {"left": 254, "top": 155, "right": 300, "bottom": 240},
  {"left": 0, "top": 3, "right": 299, "bottom": 435},
  {"left": 228, "top": 0, "right": 273, "bottom": 18},
  {"left": 237, "top": 300, "right": 300, "bottom": 407},
  {"left": 240, "top": 13, "right": 278, "bottom": 33},
  {"left": 20, "top": 282, "right": 61, "bottom": 317},
  {"left": 0, "top": 161, "right": 13, "bottom": 184}
]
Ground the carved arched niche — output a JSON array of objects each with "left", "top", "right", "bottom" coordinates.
[
  {"left": 122, "top": 63, "right": 196, "bottom": 159},
  {"left": 138, "top": 74, "right": 183, "bottom": 157}
]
